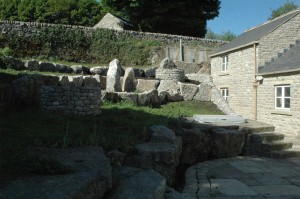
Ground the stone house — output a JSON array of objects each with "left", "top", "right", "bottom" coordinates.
[
  {"left": 94, "top": 13, "right": 136, "bottom": 31},
  {"left": 210, "top": 9, "right": 300, "bottom": 138}
]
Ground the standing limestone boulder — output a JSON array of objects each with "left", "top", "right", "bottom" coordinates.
[
  {"left": 193, "top": 82, "right": 212, "bottom": 101},
  {"left": 106, "top": 59, "right": 122, "bottom": 92},
  {"left": 179, "top": 82, "right": 199, "bottom": 101},
  {"left": 211, "top": 128, "right": 245, "bottom": 158},
  {"left": 122, "top": 67, "right": 136, "bottom": 92}
]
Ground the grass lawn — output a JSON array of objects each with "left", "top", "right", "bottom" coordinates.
[{"left": 0, "top": 100, "right": 222, "bottom": 176}]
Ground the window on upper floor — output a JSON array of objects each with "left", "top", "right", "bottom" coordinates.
[
  {"left": 275, "top": 85, "right": 290, "bottom": 110},
  {"left": 221, "top": 88, "right": 229, "bottom": 101},
  {"left": 222, "top": 55, "right": 229, "bottom": 72}
]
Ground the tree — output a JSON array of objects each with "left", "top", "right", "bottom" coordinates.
[
  {"left": 18, "top": 0, "right": 36, "bottom": 21},
  {"left": 268, "top": 1, "right": 299, "bottom": 20},
  {"left": 101, "top": 0, "right": 220, "bottom": 37},
  {"left": 205, "top": 28, "right": 236, "bottom": 41},
  {"left": 0, "top": 0, "right": 20, "bottom": 20},
  {"left": 71, "top": 0, "right": 103, "bottom": 26}
]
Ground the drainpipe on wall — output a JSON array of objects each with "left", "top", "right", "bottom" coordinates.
[{"left": 253, "top": 43, "right": 258, "bottom": 120}]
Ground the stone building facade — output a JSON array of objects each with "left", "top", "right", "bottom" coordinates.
[{"left": 211, "top": 9, "right": 300, "bottom": 138}]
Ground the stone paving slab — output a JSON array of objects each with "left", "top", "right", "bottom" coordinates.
[{"left": 183, "top": 156, "right": 300, "bottom": 198}]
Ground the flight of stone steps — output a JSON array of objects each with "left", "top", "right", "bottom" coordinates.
[{"left": 244, "top": 123, "right": 300, "bottom": 158}]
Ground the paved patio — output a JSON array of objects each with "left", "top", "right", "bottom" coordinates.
[{"left": 182, "top": 156, "right": 300, "bottom": 198}]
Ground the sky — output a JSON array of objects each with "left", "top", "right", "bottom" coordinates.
[{"left": 207, "top": 0, "right": 300, "bottom": 36}]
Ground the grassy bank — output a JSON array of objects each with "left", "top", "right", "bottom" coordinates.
[{"left": 0, "top": 100, "right": 222, "bottom": 176}]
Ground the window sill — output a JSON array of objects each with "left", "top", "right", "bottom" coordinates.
[
  {"left": 219, "top": 72, "right": 229, "bottom": 76},
  {"left": 271, "top": 110, "right": 292, "bottom": 116}
]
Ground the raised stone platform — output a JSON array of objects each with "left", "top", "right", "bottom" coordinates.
[{"left": 182, "top": 156, "right": 300, "bottom": 198}]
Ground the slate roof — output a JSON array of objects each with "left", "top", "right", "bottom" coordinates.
[
  {"left": 258, "top": 41, "right": 300, "bottom": 75},
  {"left": 211, "top": 9, "right": 300, "bottom": 56}
]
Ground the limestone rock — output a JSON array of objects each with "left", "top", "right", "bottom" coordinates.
[
  {"left": 137, "top": 89, "right": 160, "bottom": 108},
  {"left": 100, "top": 76, "right": 107, "bottom": 90},
  {"left": 211, "top": 85, "right": 235, "bottom": 115},
  {"left": 58, "top": 76, "right": 71, "bottom": 86},
  {"left": 158, "top": 90, "right": 168, "bottom": 104},
  {"left": 25, "top": 60, "right": 39, "bottom": 71},
  {"left": 0, "top": 147, "right": 112, "bottom": 199},
  {"left": 179, "top": 82, "right": 199, "bottom": 101},
  {"left": 174, "top": 61, "right": 202, "bottom": 74},
  {"left": 185, "top": 74, "right": 211, "bottom": 83},
  {"left": 157, "top": 80, "right": 179, "bottom": 92},
  {"left": 136, "top": 79, "right": 160, "bottom": 92},
  {"left": 159, "top": 58, "right": 176, "bottom": 69},
  {"left": 102, "top": 91, "right": 122, "bottom": 103},
  {"left": 164, "top": 187, "right": 182, "bottom": 199},
  {"left": 149, "top": 125, "right": 177, "bottom": 144},
  {"left": 166, "top": 89, "right": 183, "bottom": 102},
  {"left": 90, "top": 66, "right": 108, "bottom": 76},
  {"left": 193, "top": 82, "right": 212, "bottom": 101},
  {"left": 180, "top": 128, "right": 212, "bottom": 165},
  {"left": 135, "top": 138, "right": 182, "bottom": 185},
  {"left": 106, "top": 59, "right": 122, "bottom": 92},
  {"left": 71, "top": 65, "right": 90, "bottom": 74},
  {"left": 83, "top": 75, "right": 101, "bottom": 88},
  {"left": 122, "top": 67, "right": 136, "bottom": 92},
  {"left": 68, "top": 76, "right": 84, "bottom": 87},
  {"left": 107, "top": 149, "right": 126, "bottom": 166},
  {"left": 145, "top": 67, "right": 158, "bottom": 78},
  {"left": 39, "top": 61, "right": 56, "bottom": 72},
  {"left": 117, "top": 92, "right": 138, "bottom": 104},
  {"left": 2, "top": 56, "right": 25, "bottom": 70},
  {"left": 133, "top": 68, "right": 145, "bottom": 77},
  {"left": 211, "top": 128, "right": 245, "bottom": 158},
  {"left": 108, "top": 167, "right": 166, "bottom": 199},
  {"left": 54, "top": 63, "right": 72, "bottom": 73}
]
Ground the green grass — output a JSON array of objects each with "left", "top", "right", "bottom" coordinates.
[{"left": 0, "top": 100, "right": 222, "bottom": 176}]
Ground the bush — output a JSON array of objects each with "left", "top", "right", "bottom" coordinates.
[{"left": 0, "top": 47, "right": 14, "bottom": 57}]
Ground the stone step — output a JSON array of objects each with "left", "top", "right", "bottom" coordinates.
[
  {"left": 271, "top": 148, "right": 300, "bottom": 159},
  {"left": 239, "top": 120, "right": 275, "bottom": 134},
  {"left": 261, "top": 141, "right": 293, "bottom": 151},
  {"left": 250, "top": 132, "right": 285, "bottom": 142}
]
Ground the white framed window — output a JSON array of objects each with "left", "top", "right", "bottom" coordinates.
[
  {"left": 221, "top": 88, "right": 229, "bottom": 101},
  {"left": 222, "top": 55, "right": 229, "bottom": 71},
  {"left": 275, "top": 85, "right": 290, "bottom": 110}
]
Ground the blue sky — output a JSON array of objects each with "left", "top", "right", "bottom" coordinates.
[{"left": 207, "top": 0, "right": 300, "bottom": 36}]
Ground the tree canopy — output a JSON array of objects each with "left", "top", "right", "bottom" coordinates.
[
  {"left": 101, "top": 0, "right": 220, "bottom": 37},
  {"left": 0, "top": 0, "right": 103, "bottom": 26},
  {"left": 268, "top": 1, "right": 299, "bottom": 20},
  {"left": 205, "top": 28, "right": 236, "bottom": 41}
]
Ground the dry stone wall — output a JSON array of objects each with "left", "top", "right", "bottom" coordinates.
[
  {"left": 40, "top": 86, "right": 101, "bottom": 116},
  {"left": 156, "top": 69, "right": 185, "bottom": 82}
]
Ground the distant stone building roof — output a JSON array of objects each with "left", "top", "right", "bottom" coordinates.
[
  {"left": 94, "top": 13, "right": 135, "bottom": 31},
  {"left": 258, "top": 41, "right": 300, "bottom": 75},
  {"left": 211, "top": 9, "right": 300, "bottom": 56}
]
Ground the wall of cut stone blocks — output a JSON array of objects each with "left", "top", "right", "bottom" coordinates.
[
  {"left": 39, "top": 75, "right": 102, "bottom": 116},
  {"left": 211, "top": 47, "right": 256, "bottom": 119},
  {"left": 258, "top": 12, "right": 300, "bottom": 67},
  {"left": 257, "top": 73, "right": 300, "bottom": 138}
]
